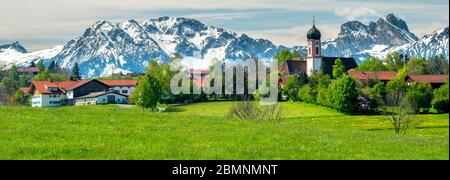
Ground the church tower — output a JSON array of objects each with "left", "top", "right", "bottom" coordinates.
[{"left": 306, "top": 17, "right": 322, "bottom": 76}]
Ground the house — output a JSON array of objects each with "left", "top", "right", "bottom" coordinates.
[
  {"left": 30, "top": 81, "right": 65, "bottom": 107},
  {"left": 405, "top": 75, "right": 447, "bottom": 88},
  {"left": 279, "top": 20, "right": 357, "bottom": 85},
  {"left": 348, "top": 71, "right": 397, "bottom": 84},
  {"left": 74, "top": 90, "right": 129, "bottom": 106},
  {"left": 17, "top": 67, "right": 40, "bottom": 76},
  {"left": 99, "top": 79, "right": 138, "bottom": 95},
  {"left": 30, "top": 79, "right": 138, "bottom": 107}
]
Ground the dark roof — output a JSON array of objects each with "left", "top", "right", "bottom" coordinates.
[
  {"left": 307, "top": 25, "right": 321, "bottom": 40},
  {"left": 321, "top": 57, "right": 358, "bottom": 77},
  {"left": 76, "top": 90, "right": 129, "bottom": 99},
  {"left": 65, "top": 79, "right": 109, "bottom": 91},
  {"left": 406, "top": 75, "right": 447, "bottom": 84},
  {"left": 280, "top": 60, "right": 307, "bottom": 75}
]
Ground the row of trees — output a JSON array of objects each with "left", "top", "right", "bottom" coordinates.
[{"left": 356, "top": 53, "right": 449, "bottom": 75}]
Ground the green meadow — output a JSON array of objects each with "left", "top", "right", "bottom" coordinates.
[{"left": 0, "top": 102, "right": 448, "bottom": 160}]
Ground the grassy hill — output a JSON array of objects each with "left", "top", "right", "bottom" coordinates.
[{"left": 0, "top": 102, "right": 448, "bottom": 160}]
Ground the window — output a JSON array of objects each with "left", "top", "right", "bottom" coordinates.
[
  {"left": 122, "top": 90, "right": 128, "bottom": 94},
  {"left": 308, "top": 47, "right": 311, "bottom": 55},
  {"left": 315, "top": 46, "right": 319, "bottom": 55}
]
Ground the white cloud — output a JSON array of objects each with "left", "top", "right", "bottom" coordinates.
[
  {"left": 334, "top": 7, "right": 381, "bottom": 22},
  {"left": 243, "top": 24, "right": 340, "bottom": 47}
]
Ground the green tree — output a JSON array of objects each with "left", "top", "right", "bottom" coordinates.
[
  {"left": 403, "top": 83, "right": 433, "bottom": 113},
  {"left": 330, "top": 76, "right": 358, "bottom": 114},
  {"left": 385, "top": 52, "right": 405, "bottom": 72},
  {"left": 274, "top": 50, "right": 295, "bottom": 67},
  {"left": 11, "top": 89, "right": 25, "bottom": 105},
  {"left": 284, "top": 76, "right": 301, "bottom": 101},
  {"left": 332, "top": 58, "right": 345, "bottom": 79},
  {"left": 47, "top": 60, "right": 57, "bottom": 73},
  {"left": 407, "top": 57, "right": 428, "bottom": 75},
  {"left": 432, "top": 81, "right": 449, "bottom": 113},
  {"left": 36, "top": 59, "right": 45, "bottom": 71},
  {"left": 8, "top": 65, "right": 18, "bottom": 81},
  {"left": 298, "top": 84, "right": 315, "bottom": 104},
  {"left": 131, "top": 60, "right": 166, "bottom": 111},
  {"left": 357, "top": 56, "right": 387, "bottom": 71},
  {"left": 71, "top": 62, "right": 81, "bottom": 80},
  {"left": 427, "top": 55, "right": 449, "bottom": 75}
]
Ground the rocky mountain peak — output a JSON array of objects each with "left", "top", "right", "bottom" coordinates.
[{"left": 0, "top": 41, "right": 28, "bottom": 53}]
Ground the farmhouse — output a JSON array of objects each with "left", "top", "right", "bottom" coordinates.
[
  {"left": 348, "top": 71, "right": 397, "bottom": 84},
  {"left": 17, "top": 67, "right": 40, "bottom": 76},
  {"left": 100, "top": 79, "right": 138, "bottom": 95},
  {"left": 279, "top": 20, "right": 357, "bottom": 84},
  {"left": 29, "top": 79, "right": 137, "bottom": 107},
  {"left": 405, "top": 74, "right": 447, "bottom": 88},
  {"left": 74, "top": 90, "right": 129, "bottom": 106}
]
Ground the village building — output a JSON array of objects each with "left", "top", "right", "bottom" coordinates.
[
  {"left": 74, "top": 90, "right": 129, "bottom": 106},
  {"left": 348, "top": 71, "right": 397, "bottom": 84},
  {"left": 100, "top": 79, "right": 138, "bottom": 95},
  {"left": 17, "top": 67, "right": 40, "bottom": 76},
  {"left": 405, "top": 74, "right": 447, "bottom": 88},
  {"left": 30, "top": 79, "right": 137, "bottom": 107},
  {"left": 279, "top": 20, "right": 357, "bottom": 84}
]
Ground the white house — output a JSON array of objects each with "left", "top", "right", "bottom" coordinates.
[
  {"left": 31, "top": 82, "right": 65, "bottom": 107},
  {"left": 100, "top": 80, "right": 138, "bottom": 95}
]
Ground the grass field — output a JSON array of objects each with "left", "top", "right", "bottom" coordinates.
[{"left": 0, "top": 102, "right": 448, "bottom": 160}]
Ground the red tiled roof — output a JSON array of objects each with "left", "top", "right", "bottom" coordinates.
[
  {"left": 20, "top": 87, "right": 31, "bottom": 96},
  {"left": 31, "top": 81, "right": 62, "bottom": 94},
  {"left": 406, "top": 75, "right": 447, "bottom": 84},
  {"left": 188, "top": 69, "right": 209, "bottom": 75},
  {"left": 100, "top": 79, "right": 138, "bottom": 87},
  {"left": 348, "top": 71, "right": 397, "bottom": 81},
  {"left": 17, "top": 67, "right": 40, "bottom": 73}
]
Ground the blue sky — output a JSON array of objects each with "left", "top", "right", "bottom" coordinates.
[{"left": 0, "top": 0, "right": 448, "bottom": 51}]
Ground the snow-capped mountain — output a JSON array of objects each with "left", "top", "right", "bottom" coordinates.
[
  {"left": 0, "top": 42, "right": 62, "bottom": 68},
  {"left": 322, "top": 14, "right": 419, "bottom": 58},
  {"left": 52, "top": 17, "right": 291, "bottom": 77},
  {"left": 0, "top": 14, "right": 448, "bottom": 78},
  {"left": 389, "top": 26, "right": 449, "bottom": 60}
]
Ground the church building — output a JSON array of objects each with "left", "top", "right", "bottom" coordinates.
[{"left": 280, "top": 19, "right": 358, "bottom": 84}]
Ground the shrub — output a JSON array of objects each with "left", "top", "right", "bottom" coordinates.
[
  {"left": 227, "top": 101, "right": 284, "bottom": 121},
  {"left": 284, "top": 76, "right": 301, "bottom": 101},
  {"left": 298, "top": 85, "right": 315, "bottom": 104},
  {"left": 330, "top": 76, "right": 358, "bottom": 114},
  {"left": 316, "top": 85, "right": 331, "bottom": 107},
  {"left": 432, "top": 82, "right": 449, "bottom": 113},
  {"left": 356, "top": 87, "right": 379, "bottom": 114},
  {"left": 403, "top": 83, "right": 433, "bottom": 113}
]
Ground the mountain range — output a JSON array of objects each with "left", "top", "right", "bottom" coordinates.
[{"left": 0, "top": 14, "right": 448, "bottom": 77}]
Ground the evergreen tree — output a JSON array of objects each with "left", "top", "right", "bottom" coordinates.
[
  {"left": 36, "top": 59, "right": 45, "bottom": 71},
  {"left": 47, "top": 60, "right": 57, "bottom": 73},
  {"left": 71, "top": 62, "right": 81, "bottom": 80}
]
